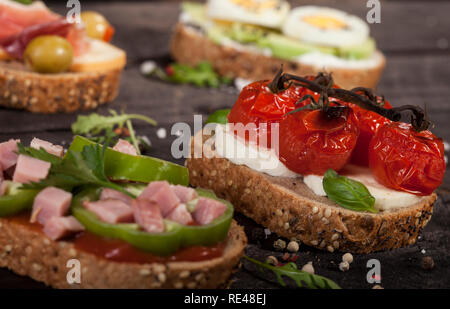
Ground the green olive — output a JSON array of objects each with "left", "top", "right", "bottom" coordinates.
[
  {"left": 24, "top": 35, "right": 73, "bottom": 74},
  {"left": 81, "top": 11, "right": 112, "bottom": 41}
]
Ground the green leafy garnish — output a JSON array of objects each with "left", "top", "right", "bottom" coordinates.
[
  {"left": 20, "top": 143, "right": 136, "bottom": 198},
  {"left": 243, "top": 256, "right": 341, "bottom": 289},
  {"left": 322, "top": 169, "right": 377, "bottom": 213},
  {"left": 206, "top": 109, "right": 230, "bottom": 124},
  {"left": 147, "top": 61, "right": 232, "bottom": 88},
  {"left": 71, "top": 110, "right": 156, "bottom": 155},
  {"left": 17, "top": 143, "right": 63, "bottom": 165},
  {"left": 12, "top": 0, "right": 33, "bottom": 4}
]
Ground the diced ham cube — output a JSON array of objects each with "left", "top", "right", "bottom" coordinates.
[
  {"left": 166, "top": 203, "right": 193, "bottom": 225},
  {"left": 113, "top": 139, "right": 137, "bottom": 156},
  {"left": 31, "top": 187, "right": 72, "bottom": 225},
  {"left": 139, "top": 181, "right": 180, "bottom": 216},
  {"left": 131, "top": 199, "right": 164, "bottom": 233},
  {"left": 83, "top": 199, "right": 134, "bottom": 224},
  {"left": 0, "top": 139, "right": 20, "bottom": 170},
  {"left": 100, "top": 188, "right": 132, "bottom": 205},
  {"left": 171, "top": 185, "right": 198, "bottom": 203},
  {"left": 193, "top": 198, "right": 227, "bottom": 225},
  {"left": 13, "top": 155, "right": 51, "bottom": 184},
  {"left": 43, "top": 216, "right": 85, "bottom": 240},
  {"left": 30, "top": 138, "right": 64, "bottom": 157}
]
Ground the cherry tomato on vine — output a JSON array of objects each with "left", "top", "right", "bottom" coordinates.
[
  {"left": 278, "top": 107, "right": 359, "bottom": 175},
  {"left": 227, "top": 80, "right": 306, "bottom": 148},
  {"left": 348, "top": 99, "right": 392, "bottom": 166},
  {"left": 368, "top": 122, "right": 445, "bottom": 196}
]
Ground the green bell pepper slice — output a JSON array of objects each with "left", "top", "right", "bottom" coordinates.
[
  {"left": 71, "top": 187, "right": 233, "bottom": 256},
  {"left": 68, "top": 135, "right": 189, "bottom": 186},
  {"left": 0, "top": 184, "right": 40, "bottom": 217}
]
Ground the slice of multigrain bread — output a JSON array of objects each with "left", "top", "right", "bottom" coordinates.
[
  {"left": 0, "top": 60, "right": 122, "bottom": 113},
  {"left": 170, "top": 23, "right": 386, "bottom": 90},
  {"left": 186, "top": 132, "right": 436, "bottom": 254},
  {"left": 0, "top": 217, "right": 246, "bottom": 289}
]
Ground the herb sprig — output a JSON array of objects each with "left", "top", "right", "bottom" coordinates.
[
  {"left": 243, "top": 256, "right": 341, "bottom": 289},
  {"left": 322, "top": 169, "right": 377, "bottom": 213},
  {"left": 19, "top": 143, "right": 136, "bottom": 198},
  {"left": 71, "top": 110, "right": 156, "bottom": 155}
]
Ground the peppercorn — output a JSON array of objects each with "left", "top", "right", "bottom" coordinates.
[
  {"left": 301, "top": 262, "right": 314, "bottom": 274},
  {"left": 342, "top": 253, "right": 353, "bottom": 264},
  {"left": 339, "top": 261, "right": 350, "bottom": 272},
  {"left": 287, "top": 241, "right": 299, "bottom": 253},
  {"left": 273, "top": 239, "right": 286, "bottom": 251},
  {"left": 421, "top": 256, "right": 435, "bottom": 270}
]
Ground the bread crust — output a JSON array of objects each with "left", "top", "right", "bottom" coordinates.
[
  {"left": 170, "top": 23, "right": 386, "bottom": 90},
  {"left": 0, "top": 60, "right": 122, "bottom": 113},
  {"left": 0, "top": 217, "right": 246, "bottom": 289},
  {"left": 186, "top": 133, "right": 436, "bottom": 254}
]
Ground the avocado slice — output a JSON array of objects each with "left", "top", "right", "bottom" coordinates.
[
  {"left": 337, "top": 38, "right": 376, "bottom": 60},
  {"left": 258, "top": 33, "right": 338, "bottom": 60}
]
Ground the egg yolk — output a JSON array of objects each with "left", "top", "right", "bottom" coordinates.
[
  {"left": 231, "top": 0, "right": 278, "bottom": 12},
  {"left": 302, "top": 15, "right": 348, "bottom": 30}
]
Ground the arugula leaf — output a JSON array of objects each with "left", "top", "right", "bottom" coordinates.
[
  {"left": 322, "top": 169, "right": 378, "bottom": 213},
  {"left": 243, "top": 256, "right": 341, "bottom": 289},
  {"left": 71, "top": 110, "right": 156, "bottom": 155},
  {"left": 146, "top": 61, "right": 231, "bottom": 88},
  {"left": 21, "top": 143, "right": 136, "bottom": 198}
]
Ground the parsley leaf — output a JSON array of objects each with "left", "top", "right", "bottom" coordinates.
[
  {"left": 243, "top": 256, "right": 341, "bottom": 289},
  {"left": 21, "top": 143, "right": 136, "bottom": 198}
]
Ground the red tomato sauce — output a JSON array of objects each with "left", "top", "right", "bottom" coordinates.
[{"left": 6, "top": 212, "right": 225, "bottom": 264}]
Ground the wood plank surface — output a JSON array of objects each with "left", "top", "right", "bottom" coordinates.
[{"left": 0, "top": 0, "right": 449, "bottom": 289}]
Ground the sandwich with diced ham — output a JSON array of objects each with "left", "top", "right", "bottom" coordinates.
[{"left": 0, "top": 136, "right": 246, "bottom": 289}]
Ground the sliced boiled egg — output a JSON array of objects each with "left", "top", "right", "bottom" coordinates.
[
  {"left": 207, "top": 0, "right": 290, "bottom": 29},
  {"left": 282, "top": 6, "right": 369, "bottom": 47}
]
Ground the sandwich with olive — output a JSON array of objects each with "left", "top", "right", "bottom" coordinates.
[
  {"left": 0, "top": 0, "right": 126, "bottom": 113},
  {"left": 171, "top": 1, "right": 385, "bottom": 89}
]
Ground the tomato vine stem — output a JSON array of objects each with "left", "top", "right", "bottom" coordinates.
[{"left": 268, "top": 68, "right": 431, "bottom": 132}]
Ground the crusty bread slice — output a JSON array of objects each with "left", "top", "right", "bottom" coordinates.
[
  {"left": 0, "top": 39, "right": 125, "bottom": 113},
  {"left": 186, "top": 132, "right": 436, "bottom": 254},
  {"left": 170, "top": 23, "right": 386, "bottom": 90},
  {"left": 0, "top": 216, "right": 246, "bottom": 289}
]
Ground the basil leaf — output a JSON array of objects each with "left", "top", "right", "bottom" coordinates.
[
  {"left": 322, "top": 169, "right": 378, "bottom": 213},
  {"left": 206, "top": 109, "right": 230, "bottom": 124}
]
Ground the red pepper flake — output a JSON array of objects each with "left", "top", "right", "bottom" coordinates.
[
  {"left": 166, "top": 66, "right": 175, "bottom": 76},
  {"left": 281, "top": 253, "right": 290, "bottom": 261},
  {"left": 289, "top": 254, "right": 298, "bottom": 262}
]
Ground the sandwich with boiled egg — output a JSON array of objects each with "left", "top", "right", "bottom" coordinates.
[
  {"left": 171, "top": 1, "right": 385, "bottom": 89},
  {"left": 0, "top": 0, "right": 126, "bottom": 113}
]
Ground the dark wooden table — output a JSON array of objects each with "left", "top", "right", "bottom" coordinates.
[{"left": 0, "top": 0, "right": 449, "bottom": 289}]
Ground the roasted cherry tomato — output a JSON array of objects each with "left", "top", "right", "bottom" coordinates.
[
  {"left": 227, "top": 80, "right": 306, "bottom": 147},
  {"left": 348, "top": 99, "right": 392, "bottom": 166},
  {"left": 368, "top": 122, "right": 445, "bottom": 196},
  {"left": 278, "top": 107, "right": 359, "bottom": 175}
]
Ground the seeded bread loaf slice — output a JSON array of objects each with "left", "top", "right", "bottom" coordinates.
[
  {"left": 186, "top": 132, "right": 436, "bottom": 254},
  {"left": 0, "top": 217, "right": 246, "bottom": 289},
  {"left": 170, "top": 23, "right": 386, "bottom": 90},
  {"left": 0, "top": 60, "right": 122, "bottom": 113}
]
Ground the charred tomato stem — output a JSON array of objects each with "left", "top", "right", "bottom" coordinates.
[{"left": 270, "top": 69, "right": 431, "bottom": 131}]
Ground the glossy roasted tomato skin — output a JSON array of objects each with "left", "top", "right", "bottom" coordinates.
[
  {"left": 349, "top": 100, "right": 392, "bottom": 166},
  {"left": 227, "top": 80, "right": 306, "bottom": 147},
  {"left": 278, "top": 108, "right": 360, "bottom": 175},
  {"left": 368, "top": 122, "right": 445, "bottom": 196}
]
